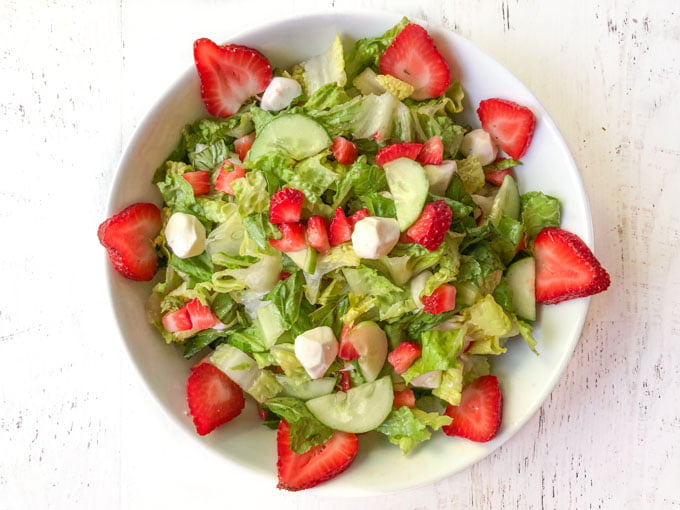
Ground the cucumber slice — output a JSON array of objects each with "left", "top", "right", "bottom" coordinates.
[
  {"left": 247, "top": 114, "right": 331, "bottom": 162},
  {"left": 383, "top": 158, "right": 430, "bottom": 231},
  {"left": 287, "top": 246, "right": 318, "bottom": 274},
  {"left": 305, "top": 376, "right": 393, "bottom": 433},
  {"left": 344, "top": 321, "right": 388, "bottom": 382},
  {"left": 488, "top": 174, "right": 520, "bottom": 226},
  {"left": 277, "top": 376, "right": 336, "bottom": 400},
  {"left": 506, "top": 257, "right": 536, "bottom": 321}
]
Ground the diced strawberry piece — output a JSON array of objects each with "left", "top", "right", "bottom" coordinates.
[
  {"left": 338, "top": 324, "right": 359, "bottom": 361},
  {"left": 162, "top": 307, "right": 193, "bottom": 333},
  {"left": 533, "top": 227, "right": 610, "bottom": 304},
  {"left": 338, "top": 371, "right": 352, "bottom": 392},
  {"left": 185, "top": 298, "right": 220, "bottom": 330},
  {"left": 421, "top": 284, "right": 457, "bottom": 314},
  {"left": 387, "top": 341, "right": 422, "bottom": 374},
  {"left": 477, "top": 98, "right": 535, "bottom": 159},
  {"left": 443, "top": 375, "right": 502, "bottom": 442},
  {"left": 278, "top": 271, "right": 292, "bottom": 280},
  {"left": 193, "top": 38, "right": 273, "bottom": 118},
  {"left": 400, "top": 231, "right": 415, "bottom": 244},
  {"left": 234, "top": 132, "right": 256, "bottom": 162},
  {"left": 329, "top": 207, "right": 352, "bottom": 246},
  {"left": 276, "top": 420, "right": 358, "bottom": 491},
  {"left": 485, "top": 168, "right": 513, "bottom": 187},
  {"left": 306, "top": 215, "right": 331, "bottom": 255},
  {"left": 215, "top": 161, "right": 245, "bottom": 195},
  {"left": 269, "top": 187, "right": 304, "bottom": 224},
  {"left": 417, "top": 136, "right": 444, "bottom": 165},
  {"left": 516, "top": 235, "right": 528, "bottom": 252},
  {"left": 374, "top": 142, "right": 423, "bottom": 167},
  {"left": 379, "top": 24, "right": 451, "bottom": 100},
  {"left": 97, "top": 202, "right": 162, "bottom": 281},
  {"left": 269, "top": 222, "right": 307, "bottom": 252},
  {"left": 187, "top": 363, "right": 245, "bottom": 435},
  {"left": 406, "top": 200, "right": 453, "bottom": 251},
  {"left": 348, "top": 208, "right": 370, "bottom": 226},
  {"left": 393, "top": 388, "right": 416, "bottom": 409},
  {"left": 257, "top": 403, "right": 268, "bottom": 421},
  {"left": 331, "top": 136, "right": 358, "bottom": 165},
  {"left": 182, "top": 170, "right": 211, "bottom": 196}
]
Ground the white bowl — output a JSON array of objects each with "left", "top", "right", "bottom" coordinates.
[{"left": 105, "top": 10, "right": 592, "bottom": 495}]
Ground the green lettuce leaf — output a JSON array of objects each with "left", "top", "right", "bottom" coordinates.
[
  {"left": 432, "top": 364, "right": 464, "bottom": 405},
  {"left": 264, "top": 271, "right": 312, "bottom": 334},
  {"left": 333, "top": 156, "right": 387, "bottom": 207},
  {"left": 169, "top": 252, "right": 214, "bottom": 285},
  {"left": 241, "top": 212, "right": 279, "bottom": 253},
  {"left": 290, "top": 153, "right": 338, "bottom": 205},
  {"left": 264, "top": 397, "right": 332, "bottom": 454},
  {"left": 359, "top": 192, "right": 396, "bottom": 218},
  {"left": 231, "top": 170, "right": 270, "bottom": 217},
  {"left": 304, "top": 83, "right": 351, "bottom": 111},
  {"left": 189, "top": 139, "right": 229, "bottom": 171},
  {"left": 402, "top": 328, "right": 464, "bottom": 384},
  {"left": 248, "top": 370, "right": 283, "bottom": 403},
  {"left": 156, "top": 161, "right": 207, "bottom": 222},
  {"left": 461, "top": 355, "right": 491, "bottom": 385},
  {"left": 344, "top": 17, "right": 409, "bottom": 82},
  {"left": 301, "top": 34, "right": 347, "bottom": 95},
  {"left": 376, "top": 406, "right": 452, "bottom": 454},
  {"left": 456, "top": 155, "right": 485, "bottom": 194},
  {"left": 205, "top": 203, "right": 246, "bottom": 256},
  {"left": 464, "top": 295, "right": 512, "bottom": 337},
  {"left": 520, "top": 191, "right": 561, "bottom": 238}
]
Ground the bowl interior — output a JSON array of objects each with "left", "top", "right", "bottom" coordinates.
[{"left": 106, "top": 10, "right": 591, "bottom": 495}]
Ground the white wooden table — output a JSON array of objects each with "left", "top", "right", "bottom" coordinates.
[{"left": 2, "top": 0, "right": 679, "bottom": 508}]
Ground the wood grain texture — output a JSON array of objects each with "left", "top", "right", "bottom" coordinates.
[{"left": 1, "top": 0, "right": 679, "bottom": 508}]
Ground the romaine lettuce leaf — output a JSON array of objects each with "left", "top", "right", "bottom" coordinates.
[
  {"left": 302, "top": 34, "right": 347, "bottom": 95},
  {"left": 344, "top": 17, "right": 409, "bottom": 82},
  {"left": 231, "top": 170, "right": 270, "bottom": 217},
  {"left": 520, "top": 191, "right": 561, "bottom": 238},
  {"left": 456, "top": 155, "right": 485, "bottom": 194},
  {"left": 156, "top": 161, "right": 207, "bottom": 222},
  {"left": 464, "top": 295, "right": 512, "bottom": 337},
  {"left": 189, "top": 139, "right": 229, "bottom": 171},
  {"left": 402, "top": 328, "right": 464, "bottom": 384},
  {"left": 432, "top": 364, "right": 464, "bottom": 405},
  {"left": 264, "top": 397, "right": 332, "bottom": 454},
  {"left": 248, "top": 370, "right": 283, "bottom": 403},
  {"left": 304, "top": 83, "right": 351, "bottom": 111},
  {"left": 376, "top": 406, "right": 452, "bottom": 454},
  {"left": 264, "top": 271, "right": 313, "bottom": 334}
]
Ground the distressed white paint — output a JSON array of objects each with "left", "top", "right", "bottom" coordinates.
[{"left": 1, "top": 0, "right": 679, "bottom": 508}]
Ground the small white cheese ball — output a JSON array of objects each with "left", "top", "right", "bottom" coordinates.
[
  {"left": 351, "top": 217, "right": 400, "bottom": 259},
  {"left": 294, "top": 326, "right": 339, "bottom": 379},
  {"left": 164, "top": 212, "right": 206, "bottom": 258},
  {"left": 410, "top": 370, "right": 443, "bottom": 389},
  {"left": 409, "top": 270, "right": 433, "bottom": 309},
  {"left": 424, "top": 160, "right": 457, "bottom": 195},
  {"left": 260, "top": 77, "right": 302, "bottom": 112},
  {"left": 460, "top": 128, "right": 498, "bottom": 166}
]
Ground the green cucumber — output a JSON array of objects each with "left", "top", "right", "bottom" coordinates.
[
  {"left": 277, "top": 376, "right": 336, "bottom": 400},
  {"left": 305, "top": 376, "right": 393, "bottom": 433},
  {"left": 383, "top": 158, "right": 430, "bottom": 231},
  {"left": 287, "top": 246, "right": 318, "bottom": 274},
  {"left": 506, "top": 257, "right": 536, "bottom": 321},
  {"left": 247, "top": 114, "right": 331, "bottom": 162},
  {"left": 488, "top": 174, "right": 520, "bottom": 226}
]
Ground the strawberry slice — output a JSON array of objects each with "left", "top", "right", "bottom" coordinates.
[
  {"left": 374, "top": 142, "right": 423, "bottom": 167},
  {"left": 393, "top": 388, "right": 416, "bottom": 409},
  {"left": 278, "top": 271, "right": 292, "bottom": 280},
  {"left": 485, "top": 168, "right": 513, "bottom": 187},
  {"left": 276, "top": 420, "right": 358, "bottom": 491},
  {"left": 329, "top": 207, "right": 352, "bottom": 246},
  {"left": 338, "top": 371, "right": 352, "bottom": 392},
  {"left": 306, "top": 215, "right": 330, "bottom": 255},
  {"left": 269, "top": 222, "right": 307, "bottom": 252},
  {"left": 215, "top": 161, "right": 245, "bottom": 195},
  {"left": 338, "top": 324, "right": 359, "bottom": 361},
  {"left": 187, "top": 363, "right": 245, "bottom": 436},
  {"left": 421, "top": 284, "right": 457, "bottom": 314},
  {"left": 269, "top": 187, "right": 304, "bottom": 224},
  {"left": 477, "top": 98, "right": 535, "bottom": 159},
  {"left": 379, "top": 24, "right": 451, "bottom": 100},
  {"left": 234, "top": 132, "right": 256, "bottom": 162},
  {"left": 97, "top": 202, "right": 162, "bottom": 281},
  {"left": 443, "top": 375, "right": 502, "bottom": 442},
  {"left": 348, "top": 208, "right": 370, "bottom": 226},
  {"left": 193, "top": 38, "right": 273, "bottom": 118},
  {"left": 162, "top": 307, "right": 193, "bottom": 333},
  {"left": 185, "top": 298, "right": 220, "bottom": 330},
  {"left": 331, "top": 136, "right": 358, "bottom": 165},
  {"left": 533, "top": 227, "right": 610, "bottom": 304},
  {"left": 406, "top": 200, "right": 453, "bottom": 251},
  {"left": 182, "top": 170, "right": 211, "bottom": 196},
  {"left": 417, "top": 136, "right": 444, "bottom": 165},
  {"left": 387, "top": 341, "right": 422, "bottom": 374}
]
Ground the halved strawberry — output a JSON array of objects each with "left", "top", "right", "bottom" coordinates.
[
  {"left": 329, "top": 207, "right": 352, "bottom": 246},
  {"left": 374, "top": 142, "right": 423, "bottom": 167},
  {"left": 162, "top": 307, "right": 193, "bottom": 333},
  {"left": 417, "top": 136, "right": 444, "bottom": 165},
  {"left": 421, "top": 284, "right": 457, "bottom": 314},
  {"left": 348, "top": 208, "right": 370, "bottom": 226},
  {"left": 97, "top": 202, "right": 162, "bottom": 281},
  {"left": 182, "top": 170, "right": 211, "bottom": 196},
  {"left": 331, "top": 136, "right": 358, "bottom": 165},
  {"left": 406, "top": 200, "right": 453, "bottom": 251},
  {"left": 193, "top": 38, "right": 273, "bottom": 118},
  {"left": 485, "top": 168, "right": 513, "bottom": 187},
  {"left": 534, "top": 227, "right": 610, "bottom": 304},
  {"left": 215, "top": 161, "right": 245, "bottom": 195},
  {"left": 269, "top": 222, "right": 307, "bottom": 252},
  {"left": 234, "top": 132, "right": 256, "bottom": 162},
  {"left": 306, "top": 215, "right": 330, "bottom": 255},
  {"left": 442, "top": 375, "right": 502, "bottom": 442},
  {"left": 276, "top": 420, "right": 358, "bottom": 491},
  {"left": 393, "top": 388, "right": 416, "bottom": 409},
  {"left": 338, "top": 324, "right": 359, "bottom": 361},
  {"left": 187, "top": 363, "right": 245, "bottom": 435},
  {"left": 269, "top": 187, "right": 304, "bottom": 224},
  {"left": 387, "top": 341, "right": 422, "bottom": 374},
  {"left": 379, "top": 24, "right": 451, "bottom": 100},
  {"left": 185, "top": 298, "right": 220, "bottom": 330},
  {"left": 477, "top": 98, "right": 535, "bottom": 159}
]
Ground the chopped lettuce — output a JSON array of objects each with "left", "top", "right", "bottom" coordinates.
[
  {"left": 231, "top": 170, "right": 270, "bottom": 217},
  {"left": 521, "top": 191, "right": 561, "bottom": 238},
  {"left": 376, "top": 406, "right": 452, "bottom": 454},
  {"left": 464, "top": 295, "right": 512, "bottom": 337},
  {"left": 456, "top": 155, "right": 486, "bottom": 194},
  {"left": 304, "top": 83, "right": 351, "bottom": 111},
  {"left": 302, "top": 34, "right": 347, "bottom": 95},
  {"left": 264, "top": 397, "right": 332, "bottom": 454},
  {"left": 432, "top": 364, "right": 464, "bottom": 405},
  {"left": 344, "top": 17, "right": 409, "bottom": 82},
  {"left": 402, "top": 328, "right": 464, "bottom": 384}
]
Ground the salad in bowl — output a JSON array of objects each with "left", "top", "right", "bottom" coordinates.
[{"left": 98, "top": 16, "right": 609, "bottom": 491}]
